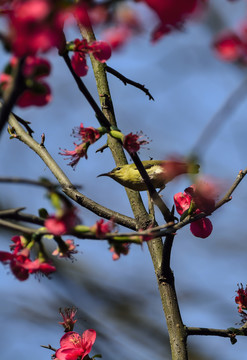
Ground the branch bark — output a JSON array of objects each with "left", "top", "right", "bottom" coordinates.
[{"left": 78, "top": 20, "right": 188, "bottom": 360}]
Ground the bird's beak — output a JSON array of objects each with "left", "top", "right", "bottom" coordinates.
[{"left": 97, "top": 172, "right": 110, "bottom": 178}]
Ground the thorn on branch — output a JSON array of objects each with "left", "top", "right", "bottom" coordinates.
[
  {"left": 13, "top": 112, "right": 34, "bottom": 136},
  {"left": 40, "top": 133, "right": 45, "bottom": 146},
  {"left": 106, "top": 65, "right": 154, "bottom": 101},
  {"left": 96, "top": 143, "right": 108, "bottom": 153},
  {"left": 40, "top": 344, "right": 57, "bottom": 352}
]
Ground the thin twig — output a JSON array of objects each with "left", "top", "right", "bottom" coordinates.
[
  {"left": 40, "top": 344, "right": 57, "bottom": 352},
  {"left": 215, "top": 168, "right": 247, "bottom": 210},
  {"left": 106, "top": 65, "right": 154, "bottom": 101},
  {"left": 0, "top": 219, "right": 38, "bottom": 234},
  {"left": 0, "top": 209, "right": 44, "bottom": 226}
]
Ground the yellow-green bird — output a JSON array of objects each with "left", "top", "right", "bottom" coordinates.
[{"left": 98, "top": 160, "right": 199, "bottom": 192}]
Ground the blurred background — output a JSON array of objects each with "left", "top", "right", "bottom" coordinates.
[{"left": 1, "top": 1, "right": 247, "bottom": 359}]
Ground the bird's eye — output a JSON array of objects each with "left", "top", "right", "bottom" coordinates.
[{"left": 116, "top": 167, "right": 121, "bottom": 171}]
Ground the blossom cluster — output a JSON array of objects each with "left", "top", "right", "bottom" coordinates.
[
  {"left": 0, "top": 55, "right": 51, "bottom": 107},
  {"left": 174, "top": 178, "right": 218, "bottom": 238},
  {"left": 0, "top": 235, "right": 56, "bottom": 281},
  {"left": 140, "top": 0, "right": 208, "bottom": 42},
  {"left": 0, "top": 0, "right": 89, "bottom": 57},
  {"left": 60, "top": 123, "right": 105, "bottom": 167},
  {"left": 55, "top": 308, "right": 97, "bottom": 360},
  {"left": 235, "top": 284, "right": 247, "bottom": 324},
  {"left": 70, "top": 38, "right": 111, "bottom": 77}
]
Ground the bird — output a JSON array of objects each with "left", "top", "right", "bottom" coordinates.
[{"left": 97, "top": 160, "right": 199, "bottom": 192}]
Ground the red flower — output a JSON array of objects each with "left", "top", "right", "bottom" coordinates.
[
  {"left": 89, "top": 40, "right": 112, "bottom": 62},
  {"left": 235, "top": 284, "right": 247, "bottom": 313},
  {"left": 123, "top": 132, "right": 149, "bottom": 153},
  {"left": 102, "top": 25, "right": 132, "bottom": 50},
  {"left": 71, "top": 51, "right": 89, "bottom": 77},
  {"left": 71, "top": 38, "right": 111, "bottom": 77},
  {"left": 174, "top": 189, "right": 213, "bottom": 238},
  {"left": 61, "top": 124, "right": 104, "bottom": 166},
  {"left": 72, "top": 123, "right": 101, "bottom": 144},
  {"left": 91, "top": 219, "right": 115, "bottom": 238},
  {"left": 23, "top": 258, "right": 56, "bottom": 276},
  {"left": 174, "top": 192, "right": 191, "bottom": 215},
  {"left": 185, "top": 177, "right": 219, "bottom": 214},
  {"left": 10, "top": 235, "right": 27, "bottom": 254},
  {"left": 213, "top": 31, "right": 244, "bottom": 62},
  {"left": 52, "top": 239, "right": 78, "bottom": 259},
  {"left": 59, "top": 307, "right": 77, "bottom": 332},
  {"left": 0, "top": 55, "right": 52, "bottom": 107},
  {"left": 140, "top": 0, "right": 207, "bottom": 41},
  {"left": 55, "top": 330, "right": 96, "bottom": 360},
  {"left": 0, "top": 249, "right": 56, "bottom": 280},
  {"left": 59, "top": 142, "right": 89, "bottom": 168},
  {"left": 3, "top": 0, "right": 90, "bottom": 56},
  {"left": 189, "top": 210, "right": 213, "bottom": 238},
  {"left": 109, "top": 242, "right": 130, "bottom": 261},
  {"left": 0, "top": 251, "right": 30, "bottom": 281},
  {"left": 45, "top": 208, "right": 79, "bottom": 236}
]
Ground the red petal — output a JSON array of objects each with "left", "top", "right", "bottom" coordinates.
[{"left": 190, "top": 218, "right": 213, "bottom": 238}]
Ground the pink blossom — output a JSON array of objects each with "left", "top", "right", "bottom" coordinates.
[
  {"left": 123, "top": 132, "right": 149, "bottom": 153},
  {"left": 10, "top": 235, "right": 27, "bottom": 254},
  {"left": 213, "top": 31, "right": 244, "bottom": 62},
  {"left": 4, "top": 0, "right": 90, "bottom": 56},
  {"left": 189, "top": 211, "right": 213, "bottom": 238},
  {"left": 59, "top": 307, "right": 77, "bottom": 332},
  {"left": 23, "top": 258, "right": 56, "bottom": 276},
  {"left": 55, "top": 330, "right": 96, "bottom": 360},
  {"left": 0, "top": 249, "right": 56, "bottom": 280},
  {"left": 235, "top": 284, "right": 247, "bottom": 313},
  {"left": 91, "top": 219, "right": 115, "bottom": 238},
  {"left": 0, "top": 55, "right": 52, "bottom": 107},
  {"left": 0, "top": 251, "right": 30, "bottom": 281},
  {"left": 16, "top": 82, "right": 52, "bottom": 107},
  {"left": 71, "top": 51, "right": 89, "bottom": 77},
  {"left": 90, "top": 40, "right": 112, "bottom": 62},
  {"left": 185, "top": 177, "right": 219, "bottom": 214},
  {"left": 102, "top": 26, "right": 132, "bottom": 50},
  {"left": 45, "top": 208, "right": 79, "bottom": 236},
  {"left": 71, "top": 39, "right": 111, "bottom": 77},
  {"left": 174, "top": 189, "right": 213, "bottom": 238},
  {"left": 174, "top": 192, "right": 191, "bottom": 215},
  {"left": 109, "top": 242, "right": 129, "bottom": 260},
  {"left": 140, "top": 0, "right": 207, "bottom": 41},
  {"left": 72, "top": 123, "right": 101, "bottom": 144},
  {"left": 22, "top": 56, "right": 51, "bottom": 78},
  {"left": 52, "top": 239, "right": 78, "bottom": 259},
  {"left": 59, "top": 142, "right": 89, "bottom": 168},
  {"left": 101, "top": 5, "right": 141, "bottom": 50}
]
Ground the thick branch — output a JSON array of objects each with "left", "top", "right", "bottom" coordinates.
[{"left": 79, "top": 20, "right": 187, "bottom": 360}]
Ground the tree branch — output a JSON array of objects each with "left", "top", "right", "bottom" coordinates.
[
  {"left": 78, "top": 17, "right": 188, "bottom": 360},
  {"left": 106, "top": 65, "right": 154, "bottom": 101},
  {"left": 5, "top": 109, "right": 136, "bottom": 230},
  {"left": 0, "top": 57, "right": 26, "bottom": 137}
]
